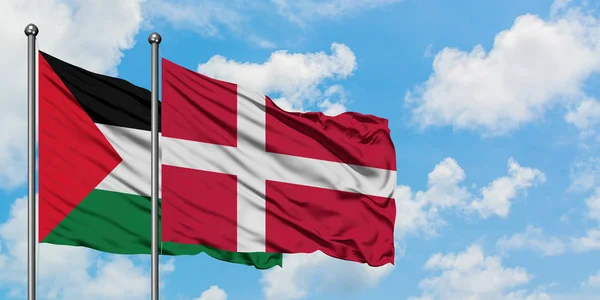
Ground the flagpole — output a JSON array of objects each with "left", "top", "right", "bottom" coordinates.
[
  {"left": 149, "top": 32, "right": 162, "bottom": 300},
  {"left": 24, "top": 23, "right": 39, "bottom": 300}
]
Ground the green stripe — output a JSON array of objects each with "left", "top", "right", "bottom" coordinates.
[{"left": 42, "top": 189, "right": 282, "bottom": 269}]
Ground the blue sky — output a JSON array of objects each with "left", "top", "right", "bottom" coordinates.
[{"left": 1, "top": 0, "right": 600, "bottom": 299}]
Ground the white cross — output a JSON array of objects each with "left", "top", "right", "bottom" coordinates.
[{"left": 97, "top": 87, "right": 397, "bottom": 252}]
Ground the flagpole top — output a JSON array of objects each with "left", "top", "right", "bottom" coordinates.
[
  {"left": 24, "top": 24, "right": 39, "bottom": 36},
  {"left": 148, "top": 32, "right": 162, "bottom": 44}
]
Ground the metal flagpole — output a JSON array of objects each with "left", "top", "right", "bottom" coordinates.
[
  {"left": 24, "top": 23, "right": 39, "bottom": 300},
  {"left": 148, "top": 32, "right": 162, "bottom": 300}
]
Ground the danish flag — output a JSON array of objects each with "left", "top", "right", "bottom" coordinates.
[{"left": 161, "top": 59, "right": 397, "bottom": 266}]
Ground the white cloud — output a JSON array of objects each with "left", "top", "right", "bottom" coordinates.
[
  {"left": 144, "top": 0, "right": 244, "bottom": 37},
  {"left": 193, "top": 285, "right": 228, "bottom": 300},
  {"left": 565, "top": 98, "right": 600, "bottom": 135},
  {"left": 271, "top": 0, "right": 401, "bottom": 25},
  {"left": 0, "top": 0, "right": 145, "bottom": 188},
  {"left": 318, "top": 99, "right": 347, "bottom": 116},
  {"left": 67, "top": 257, "right": 150, "bottom": 299},
  {"left": 568, "top": 186, "right": 600, "bottom": 254},
  {"left": 409, "top": 244, "right": 540, "bottom": 300},
  {"left": 569, "top": 156, "right": 600, "bottom": 192},
  {"left": 160, "top": 257, "right": 176, "bottom": 274},
  {"left": 570, "top": 186, "right": 600, "bottom": 253},
  {"left": 395, "top": 158, "right": 469, "bottom": 238},
  {"left": 406, "top": 4, "right": 600, "bottom": 135},
  {"left": 272, "top": 98, "right": 305, "bottom": 113},
  {"left": 248, "top": 35, "right": 278, "bottom": 49},
  {"left": 581, "top": 270, "right": 600, "bottom": 289},
  {"left": 571, "top": 228, "right": 600, "bottom": 252},
  {"left": 394, "top": 185, "right": 441, "bottom": 238},
  {"left": 503, "top": 290, "right": 552, "bottom": 300},
  {"left": 0, "top": 196, "right": 175, "bottom": 299},
  {"left": 396, "top": 157, "right": 544, "bottom": 238},
  {"left": 584, "top": 188, "right": 600, "bottom": 222},
  {"left": 260, "top": 251, "right": 394, "bottom": 300},
  {"left": 143, "top": 0, "right": 399, "bottom": 47},
  {"left": 422, "top": 157, "right": 470, "bottom": 208},
  {"left": 469, "top": 158, "right": 546, "bottom": 218},
  {"left": 197, "top": 43, "right": 356, "bottom": 112},
  {"left": 424, "top": 44, "right": 434, "bottom": 58},
  {"left": 551, "top": 0, "right": 574, "bottom": 17},
  {"left": 496, "top": 225, "right": 566, "bottom": 256}
]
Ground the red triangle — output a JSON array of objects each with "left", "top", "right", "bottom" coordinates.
[{"left": 38, "top": 53, "right": 123, "bottom": 242}]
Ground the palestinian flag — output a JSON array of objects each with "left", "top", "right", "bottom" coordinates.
[{"left": 38, "top": 50, "right": 282, "bottom": 269}]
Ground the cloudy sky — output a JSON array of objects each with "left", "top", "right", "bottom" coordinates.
[{"left": 1, "top": 0, "right": 600, "bottom": 299}]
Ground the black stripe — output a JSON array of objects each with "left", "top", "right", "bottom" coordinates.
[{"left": 41, "top": 51, "right": 160, "bottom": 132}]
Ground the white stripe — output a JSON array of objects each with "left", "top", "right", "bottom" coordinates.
[
  {"left": 235, "top": 87, "right": 267, "bottom": 252},
  {"left": 161, "top": 139, "right": 396, "bottom": 198},
  {"left": 97, "top": 125, "right": 396, "bottom": 197},
  {"left": 95, "top": 124, "right": 160, "bottom": 197}
]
